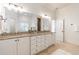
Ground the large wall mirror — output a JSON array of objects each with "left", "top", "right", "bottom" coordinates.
[{"left": 0, "top": 6, "right": 52, "bottom": 35}]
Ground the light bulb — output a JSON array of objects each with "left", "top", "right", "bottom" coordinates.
[{"left": 17, "top": 7, "right": 26, "bottom": 12}]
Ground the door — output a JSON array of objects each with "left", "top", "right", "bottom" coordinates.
[
  {"left": 56, "top": 20, "right": 65, "bottom": 42},
  {"left": 0, "top": 39, "right": 17, "bottom": 55},
  {"left": 18, "top": 37, "right": 30, "bottom": 55},
  {"left": 37, "top": 18, "right": 41, "bottom": 31}
]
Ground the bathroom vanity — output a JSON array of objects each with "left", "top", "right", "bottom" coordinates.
[{"left": 0, "top": 32, "right": 54, "bottom": 55}]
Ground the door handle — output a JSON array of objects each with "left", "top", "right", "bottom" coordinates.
[{"left": 15, "top": 40, "right": 19, "bottom": 42}]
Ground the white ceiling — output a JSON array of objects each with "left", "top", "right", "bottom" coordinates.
[
  {"left": 18, "top": 3, "right": 70, "bottom": 11},
  {"left": 48, "top": 3, "right": 70, "bottom": 9}
]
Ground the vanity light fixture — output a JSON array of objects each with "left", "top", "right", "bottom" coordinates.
[
  {"left": 9, "top": 3, "right": 22, "bottom": 8},
  {"left": 5, "top": 3, "right": 26, "bottom": 12},
  {"left": 41, "top": 14, "right": 51, "bottom": 19}
]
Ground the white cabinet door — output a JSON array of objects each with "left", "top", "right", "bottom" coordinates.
[
  {"left": 30, "top": 36, "right": 37, "bottom": 55},
  {"left": 0, "top": 39, "right": 17, "bottom": 55},
  {"left": 18, "top": 37, "right": 30, "bottom": 55}
]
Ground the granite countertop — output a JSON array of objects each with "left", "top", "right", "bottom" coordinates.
[{"left": 0, "top": 31, "right": 52, "bottom": 40}]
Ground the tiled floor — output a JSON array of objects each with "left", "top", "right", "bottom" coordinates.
[
  {"left": 37, "top": 42, "right": 79, "bottom": 55},
  {"left": 51, "top": 49, "right": 71, "bottom": 55}
]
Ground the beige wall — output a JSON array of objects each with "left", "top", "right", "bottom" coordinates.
[{"left": 56, "top": 4, "right": 79, "bottom": 45}]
